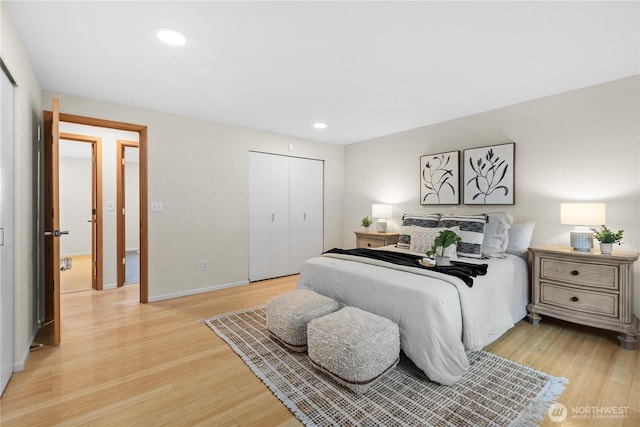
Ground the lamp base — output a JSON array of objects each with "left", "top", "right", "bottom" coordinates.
[
  {"left": 376, "top": 220, "right": 387, "bottom": 233},
  {"left": 570, "top": 231, "right": 593, "bottom": 251}
]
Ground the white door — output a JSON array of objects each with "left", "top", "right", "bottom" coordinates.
[
  {"left": 269, "top": 155, "right": 291, "bottom": 278},
  {"left": 0, "top": 67, "right": 15, "bottom": 395},
  {"left": 249, "top": 152, "right": 292, "bottom": 281},
  {"left": 249, "top": 152, "right": 271, "bottom": 281},
  {"left": 249, "top": 152, "right": 323, "bottom": 281},
  {"left": 289, "top": 157, "right": 323, "bottom": 271}
]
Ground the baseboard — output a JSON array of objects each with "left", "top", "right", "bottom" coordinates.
[
  {"left": 148, "top": 280, "right": 249, "bottom": 302},
  {"left": 103, "top": 283, "right": 117, "bottom": 290},
  {"left": 13, "top": 321, "right": 40, "bottom": 372}
]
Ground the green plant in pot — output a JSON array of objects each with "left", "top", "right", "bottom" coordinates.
[
  {"left": 426, "top": 229, "right": 462, "bottom": 266},
  {"left": 361, "top": 216, "right": 372, "bottom": 231},
  {"left": 591, "top": 225, "right": 623, "bottom": 255}
]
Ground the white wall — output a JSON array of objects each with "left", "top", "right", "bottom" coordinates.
[
  {"left": 344, "top": 75, "right": 640, "bottom": 314},
  {"left": 125, "top": 153, "right": 139, "bottom": 251},
  {"left": 43, "top": 91, "right": 345, "bottom": 301},
  {"left": 59, "top": 153, "right": 92, "bottom": 256},
  {"left": 58, "top": 122, "right": 139, "bottom": 288},
  {"left": 1, "top": 0, "right": 43, "bottom": 369}
]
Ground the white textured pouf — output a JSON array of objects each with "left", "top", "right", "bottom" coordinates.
[
  {"left": 307, "top": 306, "right": 400, "bottom": 394},
  {"left": 266, "top": 289, "right": 339, "bottom": 352}
]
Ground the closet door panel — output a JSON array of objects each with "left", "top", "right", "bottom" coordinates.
[
  {"left": 248, "top": 152, "right": 271, "bottom": 281},
  {"left": 269, "top": 155, "right": 291, "bottom": 277},
  {"left": 304, "top": 158, "right": 324, "bottom": 259},
  {"left": 289, "top": 157, "right": 323, "bottom": 272},
  {"left": 0, "top": 69, "right": 14, "bottom": 395}
]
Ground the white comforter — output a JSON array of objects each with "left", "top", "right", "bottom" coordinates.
[{"left": 296, "top": 249, "right": 528, "bottom": 385}]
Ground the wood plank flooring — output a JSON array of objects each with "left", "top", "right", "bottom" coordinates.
[
  {"left": 60, "top": 254, "right": 92, "bottom": 294},
  {"left": 1, "top": 275, "right": 638, "bottom": 426}
]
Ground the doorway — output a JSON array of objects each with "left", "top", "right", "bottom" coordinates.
[
  {"left": 116, "top": 140, "right": 140, "bottom": 287},
  {"left": 58, "top": 134, "right": 102, "bottom": 293},
  {"left": 41, "top": 103, "right": 148, "bottom": 345}
]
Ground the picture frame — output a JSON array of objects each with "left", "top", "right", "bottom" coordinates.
[
  {"left": 420, "top": 150, "right": 460, "bottom": 205},
  {"left": 463, "top": 142, "right": 515, "bottom": 205}
]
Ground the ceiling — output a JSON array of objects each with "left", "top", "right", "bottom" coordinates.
[{"left": 5, "top": 1, "right": 639, "bottom": 145}]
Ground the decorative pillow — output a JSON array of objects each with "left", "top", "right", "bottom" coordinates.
[
  {"left": 437, "top": 214, "right": 487, "bottom": 258},
  {"left": 482, "top": 212, "right": 513, "bottom": 258},
  {"left": 397, "top": 213, "right": 440, "bottom": 249},
  {"left": 506, "top": 221, "right": 536, "bottom": 257},
  {"left": 410, "top": 226, "right": 460, "bottom": 260}
]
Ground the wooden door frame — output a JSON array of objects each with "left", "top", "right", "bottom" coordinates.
[
  {"left": 59, "top": 133, "right": 103, "bottom": 290},
  {"left": 116, "top": 140, "right": 139, "bottom": 288},
  {"left": 45, "top": 111, "right": 148, "bottom": 304}
]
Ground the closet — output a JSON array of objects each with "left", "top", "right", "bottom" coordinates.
[
  {"left": 1, "top": 66, "right": 14, "bottom": 395},
  {"left": 249, "top": 152, "right": 323, "bottom": 282}
]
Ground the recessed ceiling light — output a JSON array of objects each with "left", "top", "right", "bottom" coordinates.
[
  {"left": 157, "top": 28, "right": 186, "bottom": 46},
  {"left": 313, "top": 122, "right": 327, "bottom": 129}
]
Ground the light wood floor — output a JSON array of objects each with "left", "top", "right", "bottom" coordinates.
[
  {"left": 60, "top": 254, "right": 93, "bottom": 294},
  {"left": 1, "top": 275, "right": 638, "bottom": 426}
]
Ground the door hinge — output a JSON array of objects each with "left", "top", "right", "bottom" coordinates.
[{"left": 122, "top": 258, "right": 126, "bottom": 265}]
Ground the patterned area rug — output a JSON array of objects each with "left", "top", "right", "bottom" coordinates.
[{"left": 205, "top": 306, "right": 567, "bottom": 427}]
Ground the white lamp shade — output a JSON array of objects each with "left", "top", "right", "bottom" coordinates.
[
  {"left": 560, "top": 203, "right": 606, "bottom": 226},
  {"left": 372, "top": 204, "right": 392, "bottom": 219}
]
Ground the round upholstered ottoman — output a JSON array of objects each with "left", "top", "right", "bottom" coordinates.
[
  {"left": 266, "top": 289, "right": 339, "bottom": 352},
  {"left": 307, "top": 306, "right": 400, "bottom": 394}
]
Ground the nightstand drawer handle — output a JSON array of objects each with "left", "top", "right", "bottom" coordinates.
[
  {"left": 570, "top": 296, "right": 579, "bottom": 302},
  {"left": 570, "top": 270, "right": 579, "bottom": 276},
  {"left": 367, "top": 243, "right": 372, "bottom": 247}
]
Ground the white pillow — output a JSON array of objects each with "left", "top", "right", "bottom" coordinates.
[
  {"left": 410, "top": 226, "right": 460, "bottom": 260},
  {"left": 506, "top": 221, "right": 536, "bottom": 256},
  {"left": 482, "top": 212, "right": 513, "bottom": 258}
]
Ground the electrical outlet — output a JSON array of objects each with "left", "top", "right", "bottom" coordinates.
[{"left": 201, "top": 260, "right": 208, "bottom": 271}]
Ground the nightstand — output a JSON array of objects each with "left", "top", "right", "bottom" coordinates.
[
  {"left": 528, "top": 245, "right": 639, "bottom": 349},
  {"left": 354, "top": 231, "right": 399, "bottom": 249}
]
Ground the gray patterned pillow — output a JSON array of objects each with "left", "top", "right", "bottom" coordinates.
[
  {"left": 437, "top": 214, "right": 487, "bottom": 258},
  {"left": 397, "top": 213, "right": 440, "bottom": 249}
]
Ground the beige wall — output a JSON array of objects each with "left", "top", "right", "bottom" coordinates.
[
  {"left": 344, "top": 75, "right": 640, "bottom": 314},
  {"left": 1, "top": 0, "right": 43, "bottom": 368},
  {"left": 42, "top": 91, "right": 345, "bottom": 301}
]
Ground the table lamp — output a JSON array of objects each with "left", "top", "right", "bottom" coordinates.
[
  {"left": 372, "top": 204, "right": 392, "bottom": 233},
  {"left": 560, "top": 203, "right": 606, "bottom": 251}
]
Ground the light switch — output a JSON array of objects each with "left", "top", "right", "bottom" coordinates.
[
  {"left": 106, "top": 201, "right": 115, "bottom": 211},
  {"left": 151, "top": 201, "right": 163, "bottom": 212}
]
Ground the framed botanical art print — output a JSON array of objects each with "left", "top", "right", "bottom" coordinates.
[
  {"left": 420, "top": 150, "right": 460, "bottom": 205},
  {"left": 463, "top": 142, "right": 515, "bottom": 205}
]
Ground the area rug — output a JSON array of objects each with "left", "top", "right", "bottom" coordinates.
[{"left": 204, "top": 306, "right": 567, "bottom": 427}]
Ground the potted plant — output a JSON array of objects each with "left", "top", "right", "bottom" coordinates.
[
  {"left": 426, "top": 229, "right": 462, "bottom": 266},
  {"left": 591, "top": 225, "right": 623, "bottom": 255},
  {"left": 361, "top": 216, "right": 372, "bottom": 232}
]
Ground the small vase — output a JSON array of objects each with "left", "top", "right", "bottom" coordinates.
[
  {"left": 599, "top": 242, "right": 613, "bottom": 255},
  {"left": 434, "top": 256, "right": 451, "bottom": 266},
  {"left": 363, "top": 226, "right": 369, "bottom": 232}
]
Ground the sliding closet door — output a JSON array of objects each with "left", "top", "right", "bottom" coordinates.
[
  {"left": 289, "top": 157, "right": 323, "bottom": 272},
  {"left": 0, "top": 67, "right": 15, "bottom": 395}
]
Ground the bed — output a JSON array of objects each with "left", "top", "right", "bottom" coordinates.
[{"left": 295, "top": 213, "right": 534, "bottom": 385}]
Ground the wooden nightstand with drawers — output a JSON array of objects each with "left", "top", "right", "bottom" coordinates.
[
  {"left": 528, "top": 245, "right": 639, "bottom": 349},
  {"left": 354, "top": 231, "right": 399, "bottom": 249}
]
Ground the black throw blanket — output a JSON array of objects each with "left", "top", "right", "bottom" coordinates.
[{"left": 323, "top": 248, "right": 488, "bottom": 287}]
